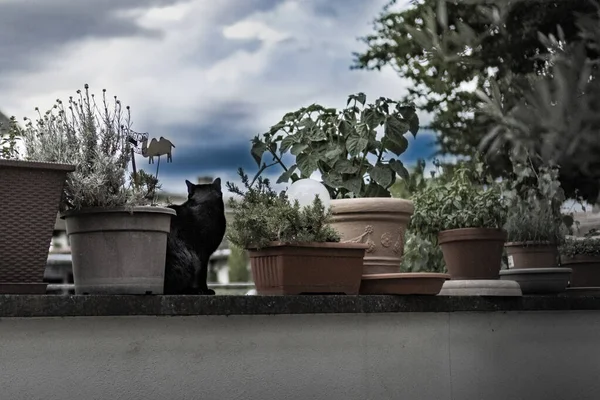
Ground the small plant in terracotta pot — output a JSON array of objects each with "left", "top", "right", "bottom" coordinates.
[
  {"left": 503, "top": 160, "right": 570, "bottom": 269},
  {"left": 226, "top": 168, "right": 366, "bottom": 295},
  {"left": 250, "top": 93, "right": 419, "bottom": 273},
  {"left": 560, "top": 230, "right": 600, "bottom": 289},
  {"left": 410, "top": 162, "right": 508, "bottom": 280}
]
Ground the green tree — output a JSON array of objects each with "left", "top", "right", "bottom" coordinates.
[
  {"left": 228, "top": 244, "right": 250, "bottom": 282},
  {"left": 353, "top": 0, "right": 598, "bottom": 200}
]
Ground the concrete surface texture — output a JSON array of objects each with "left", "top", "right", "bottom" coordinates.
[{"left": 1, "top": 311, "right": 600, "bottom": 400}]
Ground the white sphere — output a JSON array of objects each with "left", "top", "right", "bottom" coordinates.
[{"left": 287, "top": 179, "right": 331, "bottom": 211}]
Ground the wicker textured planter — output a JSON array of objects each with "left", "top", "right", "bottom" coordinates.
[
  {"left": 438, "top": 228, "right": 507, "bottom": 280},
  {"left": 248, "top": 242, "right": 367, "bottom": 295},
  {"left": 62, "top": 206, "right": 175, "bottom": 295},
  {"left": 0, "top": 159, "right": 75, "bottom": 294}
]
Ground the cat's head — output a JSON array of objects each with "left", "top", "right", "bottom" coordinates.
[{"left": 185, "top": 178, "right": 223, "bottom": 204}]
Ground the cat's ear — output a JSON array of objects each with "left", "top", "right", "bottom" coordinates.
[
  {"left": 185, "top": 180, "right": 195, "bottom": 194},
  {"left": 212, "top": 178, "right": 221, "bottom": 189}
]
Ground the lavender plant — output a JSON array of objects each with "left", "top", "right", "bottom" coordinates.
[{"left": 17, "top": 84, "right": 157, "bottom": 211}]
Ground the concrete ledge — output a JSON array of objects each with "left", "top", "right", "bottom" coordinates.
[{"left": 2, "top": 294, "right": 600, "bottom": 317}]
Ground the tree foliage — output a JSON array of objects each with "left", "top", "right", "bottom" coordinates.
[{"left": 353, "top": 0, "right": 598, "bottom": 200}]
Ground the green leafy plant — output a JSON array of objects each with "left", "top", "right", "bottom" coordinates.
[
  {"left": 503, "top": 158, "right": 571, "bottom": 244},
  {"left": 226, "top": 168, "right": 340, "bottom": 249},
  {"left": 16, "top": 84, "right": 157, "bottom": 211},
  {"left": 410, "top": 161, "right": 507, "bottom": 237},
  {"left": 228, "top": 244, "right": 250, "bottom": 282},
  {"left": 0, "top": 116, "right": 20, "bottom": 160},
  {"left": 400, "top": 231, "right": 446, "bottom": 273},
  {"left": 561, "top": 230, "right": 600, "bottom": 258},
  {"left": 250, "top": 93, "right": 419, "bottom": 199}
]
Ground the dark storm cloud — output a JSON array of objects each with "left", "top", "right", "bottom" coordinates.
[{"left": 0, "top": 0, "right": 191, "bottom": 74}]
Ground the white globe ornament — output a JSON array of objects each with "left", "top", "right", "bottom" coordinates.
[{"left": 286, "top": 179, "right": 331, "bottom": 211}]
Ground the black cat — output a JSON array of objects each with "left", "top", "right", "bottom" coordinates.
[{"left": 164, "top": 178, "right": 226, "bottom": 295}]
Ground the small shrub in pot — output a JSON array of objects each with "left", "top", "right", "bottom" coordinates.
[
  {"left": 560, "top": 230, "right": 600, "bottom": 288},
  {"left": 226, "top": 168, "right": 366, "bottom": 295},
  {"left": 410, "top": 161, "right": 508, "bottom": 280}
]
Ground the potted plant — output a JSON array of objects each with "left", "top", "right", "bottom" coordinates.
[
  {"left": 0, "top": 116, "right": 75, "bottom": 294},
  {"left": 560, "top": 230, "right": 600, "bottom": 290},
  {"left": 249, "top": 93, "right": 418, "bottom": 274},
  {"left": 18, "top": 84, "right": 175, "bottom": 294},
  {"left": 226, "top": 168, "right": 366, "bottom": 295},
  {"left": 502, "top": 161, "right": 570, "bottom": 269},
  {"left": 410, "top": 162, "right": 508, "bottom": 280}
]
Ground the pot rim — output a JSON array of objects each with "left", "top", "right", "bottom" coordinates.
[
  {"left": 499, "top": 267, "right": 572, "bottom": 275},
  {"left": 505, "top": 241, "right": 557, "bottom": 248},
  {"left": 61, "top": 205, "right": 176, "bottom": 219},
  {"left": 330, "top": 197, "right": 414, "bottom": 214},
  {"left": 361, "top": 272, "right": 450, "bottom": 280},
  {"left": 438, "top": 227, "right": 507, "bottom": 244},
  {"left": 0, "top": 158, "right": 76, "bottom": 171},
  {"left": 246, "top": 241, "right": 369, "bottom": 251}
]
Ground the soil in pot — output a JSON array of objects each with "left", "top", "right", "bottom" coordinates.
[
  {"left": 0, "top": 159, "right": 75, "bottom": 294},
  {"left": 249, "top": 242, "right": 367, "bottom": 295},
  {"left": 329, "top": 198, "right": 414, "bottom": 275},
  {"left": 499, "top": 267, "right": 572, "bottom": 294},
  {"left": 359, "top": 273, "right": 450, "bottom": 295},
  {"left": 438, "top": 228, "right": 507, "bottom": 280},
  {"left": 560, "top": 255, "right": 600, "bottom": 288},
  {"left": 62, "top": 206, "right": 176, "bottom": 295},
  {"left": 505, "top": 242, "right": 559, "bottom": 269}
]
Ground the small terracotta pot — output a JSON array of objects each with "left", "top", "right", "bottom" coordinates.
[
  {"left": 560, "top": 255, "right": 600, "bottom": 287},
  {"left": 505, "top": 241, "right": 559, "bottom": 269},
  {"left": 437, "top": 228, "right": 507, "bottom": 280},
  {"left": 248, "top": 242, "right": 367, "bottom": 295}
]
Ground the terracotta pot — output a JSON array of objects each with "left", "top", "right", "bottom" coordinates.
[
  {"left": 248, "top": 242, "right": 367, "bottom": 295},
  {"left": 329, "top": 198, "right": 414, "bottom": 275},
  {"left": 359, "top": 272, "right": 450, "bottom": 295},
  {"left": 0, "top": 159, "right": 75, "bottom": 294},
  {"left": 560, "top": 255, "right": 600, "bottom": 287},
  {"left": 505, "top": 241, "right": 559, "bottom": 269},
  {"left": 437, "top": 228, "right": 507, "bottom": 280},
  {"left": 62, "top": 206, "right": 175, "bottom": 294}
]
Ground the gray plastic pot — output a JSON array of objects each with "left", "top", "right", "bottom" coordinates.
[{"left": 62, "top": 206, "right": 176, "bottom": 295}]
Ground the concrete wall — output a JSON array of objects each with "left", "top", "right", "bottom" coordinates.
[{"left": 1, "top": 311, "right": 599, "bottom": 400}]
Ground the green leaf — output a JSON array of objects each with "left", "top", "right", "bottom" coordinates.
[
  {"left": 389, "top": 159, "right": 410, "bottom": 180},
  {"left": 365, "top": 183, "right": 391, "bottom": 198},
  {"left": 342, "top": 176, "right": 363, "bottom": 195},
  {"left": 346, "top": 134, "right": 369, "bottom": 156},
  {"left": 334, "top": 159, "right": 359, "bottom": 174},
  {"left": 338, "top": 120, "right": 353, "bottom": 137},
  {"left": 382, "top": 134, "right": 408, "bottom": 156},
  {"left": 251, "top": 139, "right": 267, "bottom": 166},
  {"left": 408, "top": 114, "right": 419, "bottom": 137},
  {"left": 280, "top": 136, "right": 295, "bottom": 153},
  {"left": 277, "top": 165, "right": 297, "bottom": 184},
  {"left": 325, "top": 147, "right": 344, "bottom": 160},
  {"left": 356, "top": 122, "right": 370, "bottom": 138},
  {"left": 322, "top": 170, "right": 344, "bottom": 187},
  {"left": 356, "top": 92, "right": 367, "bottom": 106},
  {"left": 369, "top": 164, "right": 393, "bottom": 188},
  {"left": 296, "top": 153, "right": 319, "bottom": 177},
  {"left": 291, "top": 143, "right": 308, "bottom": 156},
  {"left": 385, "top": 115, "right": 410, "bottom": 137}
]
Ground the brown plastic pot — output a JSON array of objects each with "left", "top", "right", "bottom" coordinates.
[
  {"left": 438, "top": 228, "right": 507, "bottom": 280},
  {"left": 329, "top": 198, "right": 414, "bottom": 275},
  {"left": 359, "top": 272, "right": 450, "bottom": 295},
  {"left": 0, "top": 159, "right": 75, "bottom": 294},
  {"left": 62, "top": 206, "right": 175, "bottom": 294},
  {"left": 505, "top": 241, "right": 559, "bottom": 269},
  {"left": 248, "top": 242, "right": 367, "bottom": 295},
  {"left": 560, "top": 255, "right": 600, "bottom": 288}
]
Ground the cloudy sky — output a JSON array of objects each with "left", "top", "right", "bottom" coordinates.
[{"left": 0, "top": 0, "right": 439, "bottom": 197}]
